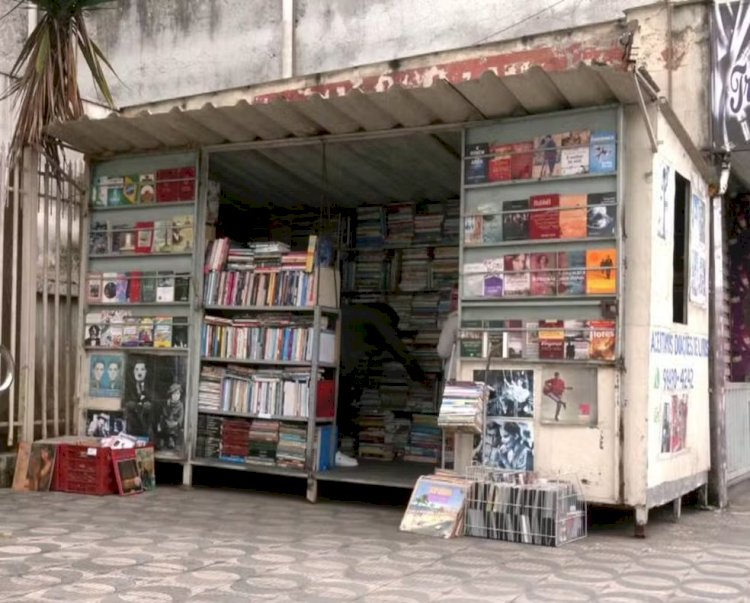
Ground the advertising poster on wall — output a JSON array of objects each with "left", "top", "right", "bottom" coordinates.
[
  {"left": 482, "top": 418, "right": 534, "bottom": 471},
  {"left": 653, "top": 157, "right": 674, "bottom": 241},
  {"left": 660, "top": 393, "right": 688, "bottom": 454},
  {"left": 689, "top": 193, "right": 708, "bottom": 307},
  {"left": 540, "top": 366, "right": 597, "bottom": 425}
]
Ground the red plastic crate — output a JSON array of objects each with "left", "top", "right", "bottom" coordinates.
[{"left": 53, "top": 444, "right": 117, "bottom": 495}]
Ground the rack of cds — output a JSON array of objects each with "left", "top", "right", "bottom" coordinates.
[
  {"left": 81, "top": 152, "right": 199, "bottom": 473},
  {"left": 457, "top": 107, "right": 622, "bottom": 503}
]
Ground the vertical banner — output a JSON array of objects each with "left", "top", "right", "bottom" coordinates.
[
  {"left": 689, "top": 193, "right": 708, "bottom": 307},
  {"left": 712, "top": 1, "right": 750, "bottom": 150}
]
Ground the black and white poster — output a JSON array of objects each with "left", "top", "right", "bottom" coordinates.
[
  {"left": 712, "top": 2, "right": 750, "bottom": 150},
  {"left": 483, "top": 419, "right": 534, "bottom": 471},
  {"left": 85, "top": 410, "right": 127, "bottom": 437},
  {"left": 123, "top": 353, "right": 186, "bottom": 452},
  {"left": 540, "top": 366, "right": 597, "bottom": 425},
  {"left": 476, "top": 369, "right": 534, "bottom": 418}
]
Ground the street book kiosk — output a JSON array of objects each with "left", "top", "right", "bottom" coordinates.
[{"left": 67, "top": 86, "right": 713, "bottom": 531}]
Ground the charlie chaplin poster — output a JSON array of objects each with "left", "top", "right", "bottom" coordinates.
[{"left": 123, "top": 353, "right": 186, "bottom": 453}]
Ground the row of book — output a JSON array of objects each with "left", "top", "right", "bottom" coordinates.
[
  {"left": 84, "top": 311, "right": 188, "bottom": 349},
  {"left": 355, "top": 409, "right": 441, "bottom": 463},
  {"left": 86, "top": 271, "right": 189, "bottom": 304},
  {"left": 351, "top": 199, "right": 461, "bottom": 248},
  {"left": 195, "top": 414, "right": 334, "bottom": 471},
  {"left": 343, "top": 246, "right": 458, "bottom": 294},
  {"left": 463, "top": 249, "right": 617, "bottom": 298},
  {"left": 92, "top": 166, "right": 196, "bottom": 207},
  {"left": 465, "top": 476, "right": 586, "bottom": 546},
  {"left": 203, "top": 269, "right": 317, "bottom": 308},
  {"left": 201, "top": 315, "right": 336, "bottom": 364},
  {"left": 460, "top": 319, "right": 616, "bottom": 362},
  {"left": 438, "top": 381, "right": 487, "bottom": 432},
  {"left": 198, "top": 364, "right": 335, "bottom": 418},
  {"left": 465, "top": 129, "right": 615, "bottom": 185},
  {"left": 464, "top": 192, "right": 616, "bottom": 244},
  {"left": 89, "top": 215, "right": 194, "bottom": 256},
  {"left": 204, "top": 238, "right": 315, "bottom": 273}
]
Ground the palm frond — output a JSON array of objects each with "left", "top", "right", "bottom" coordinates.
[{"left": 1, "top": 0, "right": 118, "bottom": 173}]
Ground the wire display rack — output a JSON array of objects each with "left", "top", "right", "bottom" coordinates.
[{"left": 464, "top": 465, "right": 587, "bottom": 546}]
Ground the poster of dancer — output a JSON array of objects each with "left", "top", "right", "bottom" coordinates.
[{"left": 540, "top": 366, "right": 597, "bottom": 425}]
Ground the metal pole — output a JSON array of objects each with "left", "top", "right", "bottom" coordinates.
[{"left": 708, "top": 194, "right": 728, "bottom": 508}]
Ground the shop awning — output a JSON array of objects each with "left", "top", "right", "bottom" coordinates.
[{"left": 47, "top": 40, "right": 654, "bottom": 157}]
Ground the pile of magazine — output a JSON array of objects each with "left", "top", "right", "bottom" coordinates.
[{"left": 437, "top": 381, "right": 488, "bottom": 432}]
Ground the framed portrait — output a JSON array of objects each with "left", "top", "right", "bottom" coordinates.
[{"left": 88, "top": 353, "right": 124, "bottom": 398}]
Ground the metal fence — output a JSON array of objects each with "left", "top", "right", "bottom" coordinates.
[{"left": 0, "top": 147, "right": 83, "bottom": 452}]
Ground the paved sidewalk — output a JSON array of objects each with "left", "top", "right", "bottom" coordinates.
[{"left": 1, "top": 482, "right": 750, "bottom": 602}]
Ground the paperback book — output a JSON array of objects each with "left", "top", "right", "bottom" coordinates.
[
  {"left": 510, "top": 141, "right": 534, "bottom": 180},
  {"left": 530, "top": 252, "right": 557, "bottom": 296},
  {"left": 465, "top": 143, "right": 489, "bottom": 184},
  {"left": 589, "top": 131, "right": 617, "bottom": 173},
  {"left": 556, "top": 250, "right": 586, "bottom": 296},
  {"left": 503, "top": 254, "right": 530, "bottom": 297},
  {"left": 585, "top": 248, "right": 617, "bottom": 294},
  {"left": 529, "top": 194, "right": 560, "bottom": 239},
  {"left": 532, "top": 133, "right": 562, "bottom": 178},
  {"left": 587, "top": 193, "right": 616, "bottom": 237},
  {"left": 559, "top": 194, "right": 587, "bottom": 239},
  {"left": 560, "top": 130, "right": 591, "bottom": 176},
  {"left": 502, "top": 200, "right": 529, "bottom": 241},
  {"left": 488, "top": 143, "right": 513, "bottom": 181}
]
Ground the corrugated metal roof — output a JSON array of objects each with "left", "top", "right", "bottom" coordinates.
[{"left": 48, "top": 65, "right": 646, "bottom": 157}]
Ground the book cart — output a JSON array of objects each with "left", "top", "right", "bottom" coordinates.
[{"left": 73, "top": 102, "right": 712, "bottom": 526}]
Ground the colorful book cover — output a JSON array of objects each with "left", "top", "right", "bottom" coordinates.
[
  {"left": 590, "top": 131, "right": 617, "bottom": 173},
  {"left": 557, "top": 250, "right": 586, "bottom": 295},
  {"left": 464, "top": 216, "right": 483, "bottom": 244},
  {"left": 152, "top": 220, "right": 171, "bottom": 253},
  {"left": 459, "top": 330, "right": 484, "bottom": 358},
  {"left": 560, "top": 130, "right": 591, "bottom": 176},
  {"left": 121, "top": 319, "right": 139, "bottom": 347},
  {"left": 487, "top": 143, "right": 513, "bottom": 182},
  {"left": 101, "top": 273, "right": 120, "bottom": 304},
  {"left": 529, "top": 194, "right": 560, "bottom": 239},
  {"left": 502, "top": 199, "right": 529, "bottom": 241},
  {"left": 530, "top": 252, "right": 557, "bottom": 296},
  {"left": 587, "top": 192, "right": 617, "bottom": 237},
  {"left": 482, "top": 214, "right": 503, "bottom": 244},
  {"left": 510, "top": 141, "right": 534, "bottom": 180},
  {"left": 483, "top": 273, "right": 504, "bottom": 298},
  {"left": 135, "top": 221, "right": 154, "bottom": 254},
  {"left": 138, "top": 174, "right": 156, "bottom": 204},
  {"left": 563, "top": 320, "right": 589, "bottom": 360},
  {"left": 115, "top": 273, "right": 128, "bottom": 302},
  {"left": 178, "top": 166, "right": 197, "bottom": 201},
  {"left": 128, "top": 271, "right": 142, "bottom": 303},
  {"left": 506, "top": 320, "right": 524, "bottom": 359},
  {"left": 153, "top": 317, "right": 173, "bottom": 348},
  {"left": 99, "top": 176, "right": 124, "bottom": 207},
  {"left": 122, "top": 176, "right": 138, "bottom": 205},
  {"left": 465, "top": 143, "right": 489, "bottom": 184},
  {"left": 399, "top": 475, "right": 469, "bottom": 539},
  {"left": 170, "top": 215, "right": 194, "bottom": 252},
  {"left": 141, "top": 273, "right": 157, "bottom": 303},
  {"left": 589, "top": 320, "right": 616, "bottom": 361},
  {"left": 89, "top": 221, "right": 110, "bottom": 255},
  {"left": 92, "top": 177, "right": 108, "bottom": 207},
  {"left": 111, "top": 224, "right": 135, "bottom": 254},
  {"left": 532, "top": 133, "right": 562, "bottom": 178},
  {"left": 503, "top": 254, "right": 530, "bottom": 296},
  {"left": 86, "top": 273, "right": 102, "bottom": 303},
  {"left": 559, "top": 194, "right": 588, "bottom": 239},
  {"left": 109, "top": 322, "right": 123, "bottom": 348},
  {"left": 463, "top": 262, "right": 486, "bottom": 297},
  {"left": 156, "top": 272, "right": 175, "bottom": 302},
  {"left": 539, "top": 320, "right": 565, "bottom": 359},
  {"left": 524, "top": 322, "right": 540, "bottom": 359},
  {"left": 137, "top": 317, "right": 154, "bottom": 347},
  {"left": 585, "top": 248, "right": 617, "bottom": 294}
]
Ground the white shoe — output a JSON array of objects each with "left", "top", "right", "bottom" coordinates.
[{"left": 335, "top": 451, "right": 359, "bottom": 467}]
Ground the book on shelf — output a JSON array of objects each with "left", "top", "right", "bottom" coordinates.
[
  {"left": 502, "top": 199, "right": 529, "bottom": 241},
  {"left": 510, "top": 141, "right": 534, "bottom": 180},
  {"left": 506, "top": 320, "right": 524, "bottom": 358},
  {"left": 138, "top": 174, "right": 156, "bottom": 204},
  {"left": 529, "top": 194, "right": 560, "bottom": 239},
  {"left": 525, "top": 322, "right": 540, "bottom": 359},
  {"left": 590, "top": 131, "right": 617, "bottom": 173},
  {"left": 464, "top": 215, "right": 483, "bottom": 244},
  {"left": 122, "top": 319, "right": 139, "bottom": 347},
  {"left": 483, "top": 257, "right": 504, "bottom": 298},
  {"left": 462, "top": 262, "right": 486, "bottom": 298},
  {"left": 172, "top": 317, "right": 189, "bottom": 348},
  {"left": 560, "top": 130, "right": 591, "bottom": 176},
  {"left": 138, "top": 317, "right": 154, "bottom": 347},
  {"left": 559, "top": 194, "right": 587, "bottom": 239},
  {"left": 488, "top": 143, "right": 512, "bottom": 182},
  {"left": 87, "top": 273, "right": 102, "bottom": 303},
  {"left": 465, "top": 143, "right": 489, "bottom": 184},
  {"left": 152, "top": 220, "right": 171, "bottom": 253},
  {"left": 556, "top": 250, "right": 586, "bottom": 296},
  {"left": 170, "top": 215, "right": 194, "bottom": 252},
  {"left": 589, "top": 320, "right": 616, "bottom": 360},
  {"left": 100, "top": 272, "right": 126, "bottom": 303},
  {"left": 459, "top": 327, "right": 484, "bottom": 358},
  {"left": 128, "top": 271, "right": 142, "bottom": 302},
  {"left": 122, "top": 176, "right": 138, "bottom": 205},
  {"left": 585, "top": 248, "right": 616, "bottom": 294},
  {"left": 503, "top": 254, "right": 530, "bottom": 296},
  {"left": 482, "top": 213, "right": 503, "bottom": 244},
  {"left": 564, "top": 320, "right": 589, "bottom": 360},
  {"left": 587, "top": 192, "right": 616, "bottom": 237},
  {"left": 539, "top": 320, "right": 565, "bottom": 359},
  {"left": 89, "top": 221, "right": 110, "bottom": 255},
  {"left": 532, "top": 133, "right": 562, "bottom": 179},
  {"left": 141, "top": 273, "right": 157, "bottom": 303},
  {"left": 111, "top": 224, "right": 135, "bottom": 253},
  {"left": 135, "top": 221, "right": 154, "bottom": 253},
  {"left": 174, "top": 273, "right": 190, "bottom": 302},
  {"left": 156, "top": 272, "right": 175, "bottom": 302},
  {"left": 530, "top": 252, "right": 557, "bottom": 296},
  {"left": 153, "top": 317, "right": 173, "bottom": 348}
]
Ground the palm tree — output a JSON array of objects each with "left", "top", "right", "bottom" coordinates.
[{"left": 1, "top": 0, "right": 117, "bottom": 172}]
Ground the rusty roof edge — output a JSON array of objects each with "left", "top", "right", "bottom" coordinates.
[{"left": 115, "top": 17, "right": 631, "bottom": 118}]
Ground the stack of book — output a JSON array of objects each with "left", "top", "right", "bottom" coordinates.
[
  {"left": 248, "top": 420, "right": 279, "bottom": 465},
  {"left": 404, "top": 414, "right": 441, "bottom": 463},
  {"left": 443, "top": 199, "right": 461, "bottom": 242},
  {"left": 413, "top": 206, "right": 444, "bottom": 243},
  {"left": 196, "top": 414, "right": 222, "bottom": 458},
  {"left": 220, "top": 419, "right": 251, "bottom": 461},
  {"left": 386, "top": 203, "right": 414, "bottom": 244},
  {"left": 355, "top": 206, "right": 385, "bottom": 248},
  {"left": 357, "top": 412, "right": 393, "bottom": 460},
  {"left": 438, "top": 381, "right": 486, "bottom": 432},
  {"left": 198, "top": 366, "right": 225, "bottom": 410},
  {"left": 276, "top": 422, "right": 307, "bottom": 469},
  {"left": 399, "top": 247, "right": 430, "bottom": 292},
  {"left": 351, "top": 250, "right": 386, "bottom": 291},
  {"left": 406, "top": 378, "right": 438, "bottom": 414},
  {"left": 384, "top": 412, "right": 411, "bottom": 459},
  {"left": 431, "top": 246, "right": 459, "bottom": 290}
]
